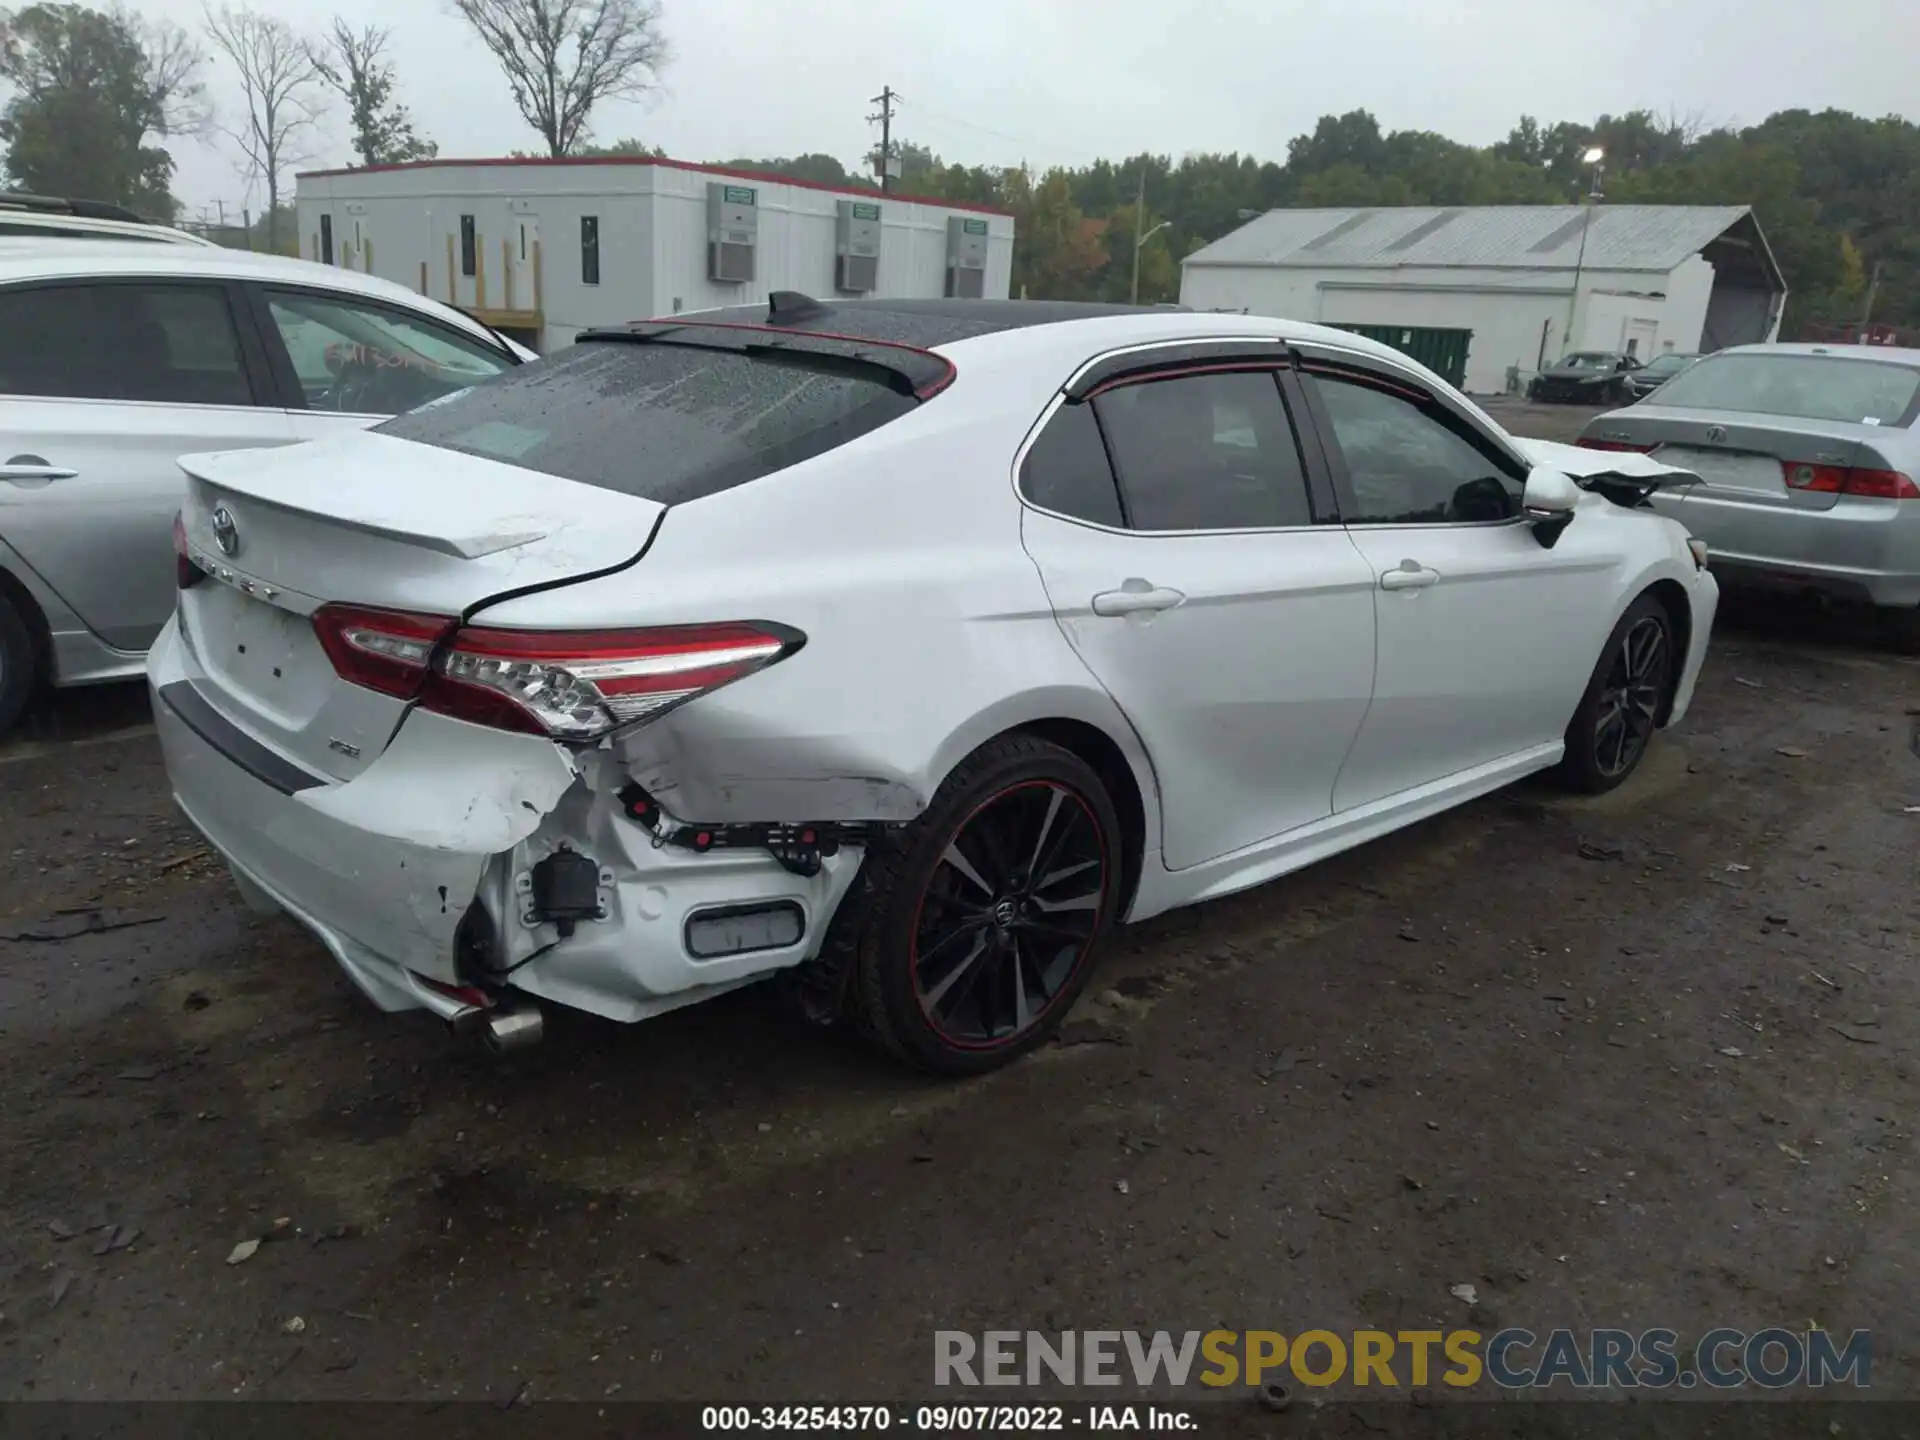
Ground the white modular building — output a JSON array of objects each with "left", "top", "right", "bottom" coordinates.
[
  {"left": 294, "top": 156, "right": 1016, "bottom": 352},
  {"left": 1180, "top": 204, "right": 1786, "bottom": 394}
]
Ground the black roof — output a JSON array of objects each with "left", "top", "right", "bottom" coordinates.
[
  {"left": 0, "top": 190, "right": 147, "bottom": 224},
  {"left": 606, "top": 295, "right": 1180, "bottom": 352}
]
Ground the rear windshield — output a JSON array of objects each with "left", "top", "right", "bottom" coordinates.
[
  {"left": 1641, "top": 354, "right": 1691, "bottom": 377},
  {"left": 1645, "top": 353, "right": 1920, "bottom": 426},
  {"left": 376, "top": 339, "right": 919, "bottom": 503}
]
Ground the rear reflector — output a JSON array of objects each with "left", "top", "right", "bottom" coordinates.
[
  {"left": 423, "top": 621, "right": 801, "bottom": 739},
  {"left": 1783, "top": 462, "right": 1920, "bottom": 500},
  {"left": 1575, "top": 437, "right": 1655, "bottom": 453}
]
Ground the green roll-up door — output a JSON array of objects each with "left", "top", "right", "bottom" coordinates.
[{"left": 1333, "top": 325, "right": 1473, "bottom": 390}]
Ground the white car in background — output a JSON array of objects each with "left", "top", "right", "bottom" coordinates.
[
  {"left": 0, "top": 238, "right": 532, "bottom": 735},
  {"left": 0, "top": 190, "right": 215, "bottom": 246},
  {"left": 152, "top": 296, "right": 1720, "bottom": 1073}
]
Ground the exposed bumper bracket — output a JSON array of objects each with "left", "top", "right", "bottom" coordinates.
[{"left": 617, "top": 782, "right": 891, "bottom": 878}]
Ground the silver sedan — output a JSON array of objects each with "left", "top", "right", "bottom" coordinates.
[{"left": 1579, "top": 343, "right": 1920, "bottom": 648}]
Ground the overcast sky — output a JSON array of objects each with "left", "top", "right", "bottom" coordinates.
[{"left": 140, "top": 0, "right": 1920, "bottom": 220}]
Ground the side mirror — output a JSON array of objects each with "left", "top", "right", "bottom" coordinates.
[{"left": 1523, "top": 467, "right": 1579, "bottom": 548}]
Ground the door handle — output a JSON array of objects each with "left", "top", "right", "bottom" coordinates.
[
  {"left": 1091, "top": 581, "right": 1186, "bottom": 617},
  {"left": 1, "top": 454, "right": 76, "bottom": 484},
  {"left": 1379, "top": 561, "right": 1440, "bottom": 591}
]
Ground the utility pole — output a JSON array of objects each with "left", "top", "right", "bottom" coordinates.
[
  {"left": 1562, "top": 147, "right": 1606, "bottom": 358},
  {"left": 1129, "top": 162, "right": 1171, "bottom": 305},
  {"left": 1860, "top": 261, "right": 1883, "bottom": 335},
  {"left": 868, "top": 86, "right": 898, "bottom": 192},
  {"left": 1131, "top": 166, "right": 1145, "bottom": 305}
]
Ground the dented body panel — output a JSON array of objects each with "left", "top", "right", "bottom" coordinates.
[
  {"left": 152, "top": 614, "right": 869, "bottom": 1023},
  {"left": 148, "top": 304, "right": 1723, "bottom": 1051}
]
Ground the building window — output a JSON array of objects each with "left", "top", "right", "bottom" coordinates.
[
  {"left": 459, "top": 215, "right": 476, "bottom": 277},
  {"left": 319, "top": 213, "right": 333, "bottom": 265},
  {"left": 581, "top": 215, "right": 600, "bottom": 286}
]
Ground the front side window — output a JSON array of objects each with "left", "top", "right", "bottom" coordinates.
[
  {"left": 1645, "top": 353, "right": 1920, "bottom": 427},
  {"left": 1091, "top": 370, "right": 1314, "bottom": 531},
  {"left": 0, "top": 281, "right": 252, "bottom": 406},
  {"left": 1311, "top": 373, "right": 1521, "bottom": 525},
  {"left": 263, "top": 289, "right": 513, "bottom": 416}
]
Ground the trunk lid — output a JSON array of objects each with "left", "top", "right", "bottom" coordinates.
[
  {"left": 1581, "top": 407, "right": 1877, "bottom": 516},
  {"left": 175, "top": 430, "right": 664, "bottom": 782}
]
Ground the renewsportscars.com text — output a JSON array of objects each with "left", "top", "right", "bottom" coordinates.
[{"left": 934, "top": 1327, "right": 1872, "bottom": 1391}]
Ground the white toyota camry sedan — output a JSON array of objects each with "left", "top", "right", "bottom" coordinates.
[{"left": 151, "top": 297, "right": 1718, "bottom": 1073}]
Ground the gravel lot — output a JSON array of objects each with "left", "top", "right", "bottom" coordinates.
[{"left": 2, "top": 399, "right": 1916, "bottom": 1414}]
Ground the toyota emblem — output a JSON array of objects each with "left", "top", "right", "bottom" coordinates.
[
  {"left": 210, "top": 505, "right": 240, "bottom": 557},
  {"left": 1705, "top": 424, "right": 1728, "bottom": 446}
]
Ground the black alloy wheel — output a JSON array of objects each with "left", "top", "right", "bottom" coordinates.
[
  {"left": 1557, "top": 593, "right": 1676, "bottom": 794},
  {"left": 911, "top": 780, "right": 1106, "bottom": 1049},
  {"left": 826, "top": 734, "right": 1123, "bottom": 1074},
  {"left": 1594, "top": 613, "right": 1671, "bottom": 779}
]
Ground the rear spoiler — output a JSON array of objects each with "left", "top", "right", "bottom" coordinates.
[{"left": 576, "top": 318, "right": 956, "bottom": 400}]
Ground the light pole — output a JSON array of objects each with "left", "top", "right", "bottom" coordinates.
[
  {"left": 1131, "top": 218, "right": 1171, "bottom": 304},
  {"left": 1563, "top": 146, "right": 1605, "bottom": 358}
]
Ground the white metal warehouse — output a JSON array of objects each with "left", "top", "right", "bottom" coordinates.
[
  {"left": 1180, "top": 204, "right": 1786, "bottom": 394},
  {"left": 293, "top": 156, "right": 1016, "bottom": 352}
]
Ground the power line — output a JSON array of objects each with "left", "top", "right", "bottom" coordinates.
[{"left": 898, "top": 98, "right": 1109, "bottom": 167}]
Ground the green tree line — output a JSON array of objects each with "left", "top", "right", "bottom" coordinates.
[
  {"left": 3, "top": 1, "right": 1913, "bottom": 334},
  {"left": 730, "top": 108, "right": 1919, "bottom": 336}
]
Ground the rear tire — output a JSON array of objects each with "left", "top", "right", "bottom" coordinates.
[
  {"left": 826, "top": 734, "right": 1123, "bottom": 1075},
  {"left": 1555, "top": 593, "right": 1676, "bottom": 794},
  {"left": 0, "top": 591, "right": 37, "bottom": 740},
  {"left": 1878, "top": 604, "right": 1920, "bottom": 655}
]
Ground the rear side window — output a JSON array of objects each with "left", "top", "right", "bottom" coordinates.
[
  {"left": 1020, "top": 401, "right": 1123, "bottom": 527},
  {"left": 376, "top": 340, "right": 919, "bottom": 504},
  {"left": 1646, "top": 353, "right": 1920, "bottom": 426},
  {"left": 1093, "top": 370, "right": 1314, "bottom": 530},
  {"left": 0, "top": 281, "right": 253, "bottom": 406}
]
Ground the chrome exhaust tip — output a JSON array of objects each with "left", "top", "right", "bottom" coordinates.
[{"left": 483, "top": 1004, "right": 544, "bottom": 1054}]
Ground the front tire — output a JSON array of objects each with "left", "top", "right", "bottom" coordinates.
[
  {"left": 1556, "top": 594, "right": 1676, "bottom": 794},
  {"left": 828, "top": 734, "right": 1123, "bottom": 1075},
  {"left": 0, "top": 591, "right": 37, "bottom": 740}
]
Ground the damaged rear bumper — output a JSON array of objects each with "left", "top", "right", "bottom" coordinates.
[{"left": 148, "top": 618, "right": 864, "bottom": 1026}]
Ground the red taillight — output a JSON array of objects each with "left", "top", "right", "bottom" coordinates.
[
  {"left": 1783, "top": 462, "right": 1920, "bottom": 500},
  {"left": 1576, "top": 437, "right": 1655, "bottom": 453},
  {"left": 173, "top": 511, "right": 205, "bottom": 589},
  {"left": 1844, "top": 468, "right": 1920, "bottom": 500},
  {"left": 421, "top": 621, "right": 800, "bottom": 739},
  {"left": 311, "top": 604, "right": 455, "bottom": 698}
]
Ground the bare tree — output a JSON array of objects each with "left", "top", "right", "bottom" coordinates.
[
  {"left": 449, "top": 0, "right": 669, "bottom": 158},
  {"left": 203, "top": 4, "right": 324, "bottom": 250},
  {"left": 125, "top": 6, "right": 212, "bottom": 137},
  {"left": 308, "top": 19, "right": 435, "bottom": 167}
]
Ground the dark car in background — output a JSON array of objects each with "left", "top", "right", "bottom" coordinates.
[
  {"left": 1530, "top": 350, "right": 1643, "bottom": 405},
  {"left": 1625, "top": 351, "right": 1700, "bottom": 400}
]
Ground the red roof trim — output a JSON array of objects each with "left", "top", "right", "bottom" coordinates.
[{"left": 294, "top": 155, "right": 1014, "bottom": 217}]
